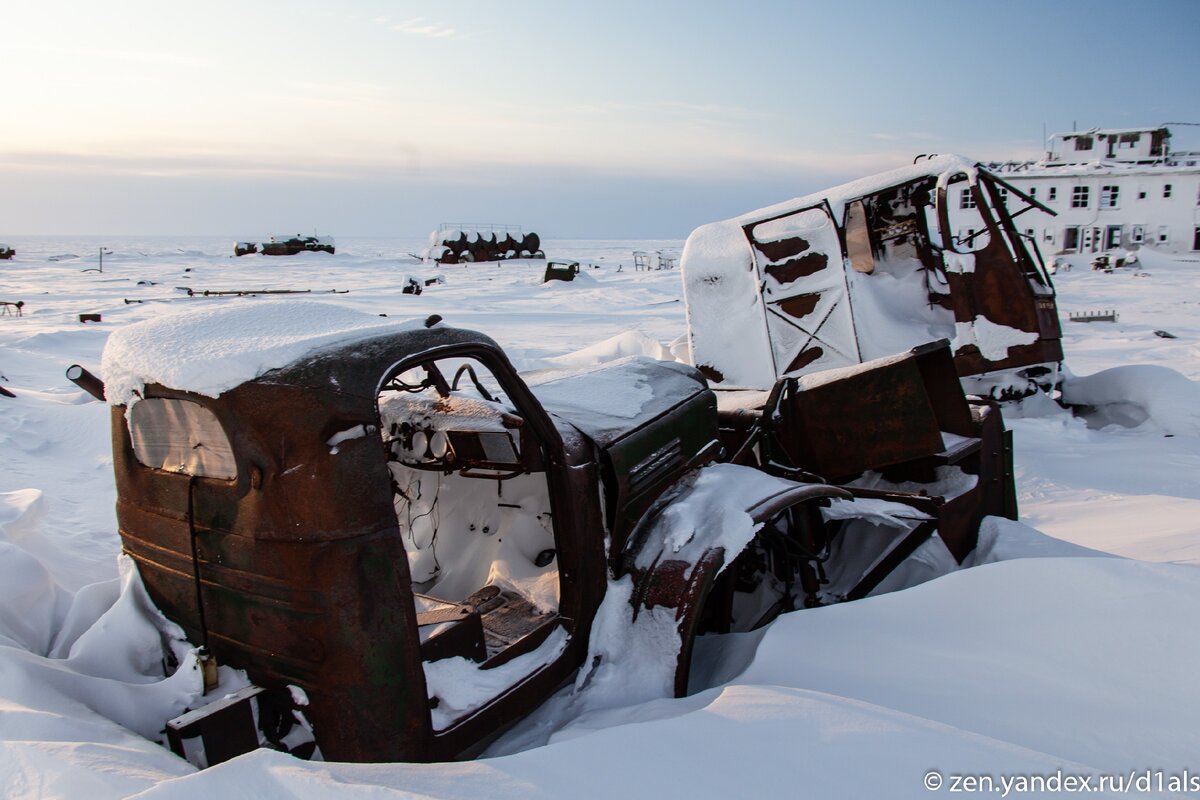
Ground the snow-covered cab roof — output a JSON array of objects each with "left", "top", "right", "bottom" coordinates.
[{"left": 101, "top": 302, "right": 422, "bottom": 404}]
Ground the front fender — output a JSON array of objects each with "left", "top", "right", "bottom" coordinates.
[{"left": 617, "top": 463, "right": 850, "bottom": 695}]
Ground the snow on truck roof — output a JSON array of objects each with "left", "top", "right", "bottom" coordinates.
[{"left": 101, "top": 302, "right": 419, "bottom": 405}]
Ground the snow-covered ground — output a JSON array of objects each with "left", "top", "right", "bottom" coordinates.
[{"left": 2, "top": 237, "right": 1199, "bottom": 798}]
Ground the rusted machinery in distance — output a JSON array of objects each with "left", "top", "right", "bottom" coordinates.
[
  {"left": 234, "top": 235, "right": 335, "bottom": 257},
  {"left": 427, "top": 224, "right": 544, "bottom": 264}
]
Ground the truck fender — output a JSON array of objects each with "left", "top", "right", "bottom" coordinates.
[{"left": 618, "top": 464, "right": 850, "bottom": 695}]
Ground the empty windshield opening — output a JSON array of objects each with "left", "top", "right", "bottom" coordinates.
[{"left": 128, "top": 398, "right": 237, "bottom": 479}]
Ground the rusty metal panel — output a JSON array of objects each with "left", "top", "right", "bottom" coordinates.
[{"left": 774, "top": 352, "right": 946, "bottom": 481}]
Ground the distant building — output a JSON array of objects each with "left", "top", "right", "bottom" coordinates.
[{"left": 952, "top": 126, "right": 1200, "bottom": 259}]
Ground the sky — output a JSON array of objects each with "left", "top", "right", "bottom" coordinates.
[{"left": 2, "top": 0, "right": 1199, "bottom": 238}]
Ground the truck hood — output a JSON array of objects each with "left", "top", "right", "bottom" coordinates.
[{"left": 525, "top": 356, "right": 709, "bottom": 449}]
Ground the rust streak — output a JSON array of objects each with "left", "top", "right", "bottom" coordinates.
[
  {"left": 764, "top": 252, "right": 828, "bottom": 284},
  {"left": 775, "top": 293, "right": 821, "bottom": 320}
]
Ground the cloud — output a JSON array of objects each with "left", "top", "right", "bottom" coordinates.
[{"left": 391, "top": 17, "right": 460, "bottom": 39}]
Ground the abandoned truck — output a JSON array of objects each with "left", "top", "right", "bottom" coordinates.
[
  {"left": 681, "top": 155, "right": 1063, "bottom": 400},
  {"left": 88, "top": 291, "right": 1016, "bottom": 766}
]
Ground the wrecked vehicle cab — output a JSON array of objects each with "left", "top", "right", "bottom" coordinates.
[
  {"left": 94, "top": 300, "right": 1016, "bottom": 766},
  {"left": 681, "top": 155, "right": 1062, "bottom": 400}
]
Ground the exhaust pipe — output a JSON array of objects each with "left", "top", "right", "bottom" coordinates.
[{"left": 66, "top": 364, "right": 106, "bottom": 402}]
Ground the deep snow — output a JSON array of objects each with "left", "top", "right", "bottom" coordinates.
[{"left": 2, "top": 237, "right": 1199, "bottom": 798}]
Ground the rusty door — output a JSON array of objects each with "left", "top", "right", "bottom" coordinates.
[{"left": 742, "top": 203, "right": 860, "bottom": 377}]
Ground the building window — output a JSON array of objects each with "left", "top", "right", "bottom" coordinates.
[
  {"left": 1196, "top": 186, "right": 1200, "bottom": 206},
  {"left": 959, "top": 188, "right": 976, "bottom": 210},
  {"left": 1105, "top": 226, "right": 1122, "bottom": 250},
  {"left": 1029, "top": 187, "right": 1037, "bottom": 200},
  {"left": 1047, "top": 186, "right": 1058, "bottom": 202},
  {"left": 998, "top": 187, "right": 1009, "bottom": 205},
  {"left": 1138, "top": 188, "right": 1147, "bottom": 199},
  {"left": 1194, "top": 227, "right": 1200, "bottom": 251},
  {"left": 1071, "top": 186, "right": 1090, "bottom": 208},
  {"left": 1158, "top": 226, "right": 1169, "bottom": 244},
  {"left": 1063, "top": 227, "right": 1080, "bottom": 251},
  {"left": 1118, "top": 135, "right": 1138, "bottom": 149},
  {"left": 956, "top": 229, "right": 976, "bottom": 245},
  {"left": 1043, "top": 228, "right": 1055, "bottom": 244},
  {"left": 1074, "top": 136, "right": 1094, "bottom": 151},
  {"left": 1164, "top": 184, "right": 1173, "bottom": 198},
  {"left": 1100, "top": 185, "right": 1120, "bottom": 208},
  {"left": 1025, "top": 228, "right": 1035, "bottom": 240},
  {"left": 1131, "top": 225, "right": 1145, "bottom": 244}
]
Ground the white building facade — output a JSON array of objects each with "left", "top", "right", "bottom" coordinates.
[{"left": 952, "top": 126, "right": 1200, "bottom": 261}]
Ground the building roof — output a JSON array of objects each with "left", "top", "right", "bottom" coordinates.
[{"left": 1051, "top": 126, "right": 1168, "bottom": 140}]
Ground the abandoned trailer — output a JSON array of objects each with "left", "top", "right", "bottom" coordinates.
[
  {"left": 82, "top": 287, "right": 1020, "bottom": 767},
  {"left": 681, "top": 155, "right": 1063, "bottom": 400}
]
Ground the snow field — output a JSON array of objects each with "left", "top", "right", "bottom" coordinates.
[{"left": 1, "top": 237, "right": 1199, "bottom": 798}]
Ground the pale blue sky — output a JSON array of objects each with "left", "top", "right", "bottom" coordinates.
[{"left": 3, "top": 0, "right": 1198, "bottom": 237}]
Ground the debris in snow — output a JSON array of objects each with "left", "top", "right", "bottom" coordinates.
[{"left": 1068, "top": 310, "right": 1119, "bottom": 323}]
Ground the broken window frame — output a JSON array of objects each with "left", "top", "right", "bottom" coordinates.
[
  {"left": 128, "top": 397, "right": 238, "bottom": 480},
  {"left": 937, "top": 171, "right": 1054, "bottom": 288}
]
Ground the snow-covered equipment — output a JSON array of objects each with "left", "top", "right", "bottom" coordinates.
[
  {"left": 243, "top": 235, "right": 335, "bottom": 256},
  {"left": 542, "top": 260, "right": 580, "bottom": 282},
  {"left": 427, "top": 224, "right": 544, "bottom": 264},
  {"left": 96, "top": 302, "right": 1017, "bottom": 765},
  {"left": 681, "top": 156, "right": 1063, "bottom": 400}
]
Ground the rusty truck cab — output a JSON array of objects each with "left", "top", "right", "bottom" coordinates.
[{"left": 112, "top": 322, "right": 607, "bottom": 762}]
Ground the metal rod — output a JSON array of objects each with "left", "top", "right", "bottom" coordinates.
[{"left": 65, "top": 364, "right": 106, "bottom": 401}]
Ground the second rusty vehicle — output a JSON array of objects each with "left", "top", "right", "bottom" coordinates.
[{"left": 681, "top": 155, "right": 1063, "bottom": 400}]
